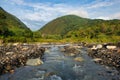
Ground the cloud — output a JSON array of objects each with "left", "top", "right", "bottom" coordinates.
[
  {"left": 94, "top": 12, "right": 120, "bottom": 20},
  {"left": 86, "top": 0, "right": 120, "bottom": 9},
  {"left": 4, "top": 0, "right": 120, "bottom": 31},
  {"left": 23, "top": 12, "right": 41, "bottom": 21},
  {"left": 87, "top": 1, "right": 113, "bottom": 9},
  {"left": 23, "top": 20, "right": 46, "bottom": 31},
  {"left": 8, "top": 1, "right": 88, "bottom": 30},
  {"left": 110, "top": 12, "right": 120, "bottom": 19},
  {"left": 66, "top": 8, "right": 88, "bottom": 18},
  {"left": 10, "top": 0, "right": 88, "bottom": 18},
  {"left": 10, "top": 0, "right": 24, "bottom": 5},
  {"left": 96, "top": 16, "right": 110, "bottom": 20}
]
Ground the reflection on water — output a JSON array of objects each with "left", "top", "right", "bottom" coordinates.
[{"left": 0, "top": 45, "right": 120, "bottom": 80}]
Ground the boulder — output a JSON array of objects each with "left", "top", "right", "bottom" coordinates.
[
  {"left": 91, "top": 44, "right": 103, "bottom": 50},
  {"left": 50, "top": 75, "right": 62, "bottom": 80},
  {"left": 93, "top": 58, "right": 102, "bottom": 62},
  {"left": 74, "top": 57, "right": 84, "bottom": 62},
  {"left": 63, "top": 46, "right": 80, "bottom": 56},
  {"left": 73, "top": 45, "right": 82, "bottom": 49},
  {"left": 13, "top": 43, "right": 20, "bottom": 46},
  {"left": 26, "top": 58, "right": 43, "bottom": 66},
  {"left": 69, "top": 53, "right": 76, "bottom": 56},
  {"left": 106, "top": 46, "right": 116, "bottom": 49},
  {"left": 96, "top": 44, "right": 103, "bottom": 49},
  {"left": 91, "top": 45, "right": 97, "bottom": 50},
  {"left": 0, "top": 44, "right": 45, "bottom": 75},
  {"left": 6, "top": 52, "right": 14, "bottom": 55},
  {"left": 60, "top": 48, "right": 65, "bottom": 52}
]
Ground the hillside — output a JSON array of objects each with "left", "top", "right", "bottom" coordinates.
[
  {"left": 39, "top": 15, "right": 120, "bottom": 42},
  {"left": 39, "top": 15, "right": 90, "bottom": 35},
  {"left": 0, "top": 7, "right": 32, "bottom": 38},
  {"left": 0, "top": 6, "right": 120, "bottom": 43}
]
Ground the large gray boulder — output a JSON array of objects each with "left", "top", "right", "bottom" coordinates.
[{"left": 26, "top": 58, "right": 43, "bottom": 66}]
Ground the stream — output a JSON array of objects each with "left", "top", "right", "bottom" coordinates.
[{"left": 0, "top": 45, "right": 120, "bottom": 80}]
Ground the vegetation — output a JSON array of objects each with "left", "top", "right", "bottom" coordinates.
[
  {"left": 0, "top": 7, "right": 33, "bottom": 42},
  {"left": 0, "top": 7, "right": 120, "bottom": 43},
  {"left": 39, "top": 15, "right": 120, "bottom": 43}
]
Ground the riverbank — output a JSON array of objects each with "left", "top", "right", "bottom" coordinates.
[
  {"left": 0, "top": 42, "right": 120, "bottom": 80},
  {"left": 0, "top": 44, "right": 45, "bottom": 75},
  {"left": 87, "top": 43, "right": 120, "bottom": 73},
  {"left": 0, "top": 44, "right": 119, "bottom": 80}
]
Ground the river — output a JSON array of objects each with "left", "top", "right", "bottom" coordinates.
[{"left": 0, "top": 45, "right": 120, "bottom": 80}]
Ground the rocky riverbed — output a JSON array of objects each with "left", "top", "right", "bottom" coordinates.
[
  {"left": 0, "top": 43, "right": 120, "bottom": 80},
  {"left": 87, "top": 43, "right": 120, "bottom": 72},
  {"left": 0, "top": 43, "right": 45, "bottom": 75}
]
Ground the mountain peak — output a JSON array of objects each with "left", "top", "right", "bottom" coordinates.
[
  {"left": 59, "top": 15, "right": 83, "bottom": 19},
  {"left": 39, "top": 15, "right": 89, "bottom": 35}
]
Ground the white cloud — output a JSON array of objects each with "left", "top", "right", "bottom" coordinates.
[
  {"left": 10, "top": 0, "right": 24, "bottom": 5},
  {"left": 110, "top": 12, "right": 120, "bottom": 19},
  {"left": 88, "top": 2, "right": 113, "bottom": 9},
  {"left": 10, "top": 0, "right": 89, "bottom": 18},
  {"left": 94, "top": 12, "right": 120, "bottom": 20},
  {"left": 7, "top": 0, "right": 120, "bottom": 31},
  {"left": 23, "top": 12, "right": 41, "bottom": 21},
  {"left": 86, "top": 0, "right": 120, "bottom": 9},
  {"left": 66, "top": 8, "right": 88, "bottom": 18},
  {"left": 96, "top": 16, "right": 110, "bottom": 20},
  {"left": 9, "top": 1, "right": 89, "bottom": 30}
]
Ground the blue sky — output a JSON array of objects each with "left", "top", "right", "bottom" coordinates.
[{"left": 0, "top": 0, "right": 120, "bottom": 31}]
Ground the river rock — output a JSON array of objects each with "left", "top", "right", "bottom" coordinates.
[
  {"left": 26, "top": 58, "right": 43, "bottom": 66},
  {"left": 0, "top": 44, "right": 45, "bottom": 75},
  {"left": 106, "top": 46, "right": 116, "bottom": 49},
  {"left": 91, "top": 45, "right": 97, "bottom": 50},
  {"left": 117, "top": 49, "right": 120, "bottom": 53},
  {"left": 117, "top": 42, "right": 120, "bottom": 48},
  {"left": 73, "top": 45, "right": 82, "bottom": 49},
  {"left": 74, "top": 57, "right": 84, "bottom": 62},
  {"left": 91, "top": 44, "right": 103, "bottom": 50},
  {"left": 93, "top": 58, "right": 102, "bottom": 62},
  {"left": 6, "top": 52, "right": 14, "bottom": 55},
  {"left": 63, "top": 46, "right": 80, "bottom": 56},
  {"left": 60, "top": 48, "right": 65, "bottom": 52},
  {"left": 69, "top": 53, "right": 76, "bottom": 56},
  {"left": 45, "top": 72, "right": 56, "bottom": 77},
  {"left": 88, "top": 44, "right": 120, "bottom": 73},
  {"left": 50, "top": 75, "right": 62, "bottom": 80},
  {"left": 96, "top": 44, "right": 103, "bottom": 49},
  {"left": 35, "top": 70, "right": 46, "bottom": 79}
]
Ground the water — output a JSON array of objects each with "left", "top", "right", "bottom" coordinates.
[{"left": 0, "top": 45, "right": 120, "bottom": 80}]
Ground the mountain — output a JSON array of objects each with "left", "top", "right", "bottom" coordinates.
[
  {"left": 39, "top": 15, "right": 120, "bottom": 42},
  {"left": 0, "top": 7, "right": 32, "bottom": 38},
  {"left": 39, "top": 15, "right": 90, "bottom": 35},
  {"left": 39, "top": 15, "right": 120, "bottom": 35}
]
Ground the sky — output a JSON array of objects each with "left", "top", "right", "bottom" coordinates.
[{"left": 0, "top": 0, "right": 120, "bottom": 31}]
